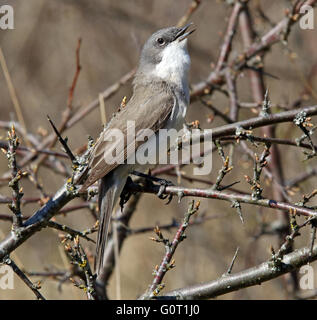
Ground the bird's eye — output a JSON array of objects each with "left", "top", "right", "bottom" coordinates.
[{"left": 157, "top": 38, "right": 165, "bottom": 45}]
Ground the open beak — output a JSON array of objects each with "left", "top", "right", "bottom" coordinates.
[{"left": 174, "top": 23, "right": 196, "bottom": 42}]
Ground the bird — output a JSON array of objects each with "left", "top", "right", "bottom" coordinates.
[{"left": 79, "top": 23, "right": 195, "bottom": 289}]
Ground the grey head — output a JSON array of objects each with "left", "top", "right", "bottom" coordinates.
[{"left": 135, "top": 24, "right": 195, "bottom": 88}]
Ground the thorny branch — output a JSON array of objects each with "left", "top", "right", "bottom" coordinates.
[
  {"left": 4, "top": 257, "right": 45, "bottom": 300},
  {"left": 161, "top": 245, "right": 317, "bottom": 300},
  {"left": 1, "top": 1, "right": 317, "bottom": 300},
  {"left": 140, "top": 200, "right": 200, "bottom": 299},
  {"left": 2, "top": 126, "right": 24, "bottom": 228}
]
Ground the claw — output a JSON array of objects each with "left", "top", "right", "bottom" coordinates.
[
  {"left": 157, "top": 185, "right": 167, "bottom": 199},
  {"left": 165, "top": 194, "right": 173, "bottom": 205},
  {"left": 130, "top": 170, "right": 174, "bottom": 204},
  {"left": 156, "top": 179, "right": 174, "bottom": 204}
]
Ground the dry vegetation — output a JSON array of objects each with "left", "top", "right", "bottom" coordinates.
[{"left": 0, "top": 0, "right": 317, "bottom": 300}]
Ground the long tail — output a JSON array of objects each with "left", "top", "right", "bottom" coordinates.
[
  {"left": 96, "top": 174, "right": 125, "bottom": 271},
  {"left": 94, "top": 171, "right": 126, "bottom": 298},
  {"left": 95, "top": 176, "right": 115, "bottom": 276}
]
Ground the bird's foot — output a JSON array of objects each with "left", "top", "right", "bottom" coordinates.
[
  {"left": 131, "top": 170, "right": 174, "bottom": 204},
  {"left": 157, "top": 179, "right": 174, "bottom": 204}
]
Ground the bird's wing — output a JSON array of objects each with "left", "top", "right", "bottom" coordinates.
[{"left": 80, "top": 84, "right": 175, "bottom": 191}]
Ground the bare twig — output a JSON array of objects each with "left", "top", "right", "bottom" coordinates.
[
  {"left": 0, "top": 47, "right": 30, "bottom": 147},
  {"left": 64, "top": 236, "right": 97, "bottom": 300},
  {"left": 126, "top": 182, "right": 317, "bottom": 219},
  {"left": 2, "top": 126, "right": 24, "bottom": 228},
  {"left": 140, "top": 200, "right": 200, "bottom": 299},
  {"left": 4, "top": 257, "right": 45, "bottom": 300},
  {"left": 225, "top": 247, "right": 240, "bottom": 275},
  {"left": 161, "top": 245, "right": 317, "bottom": 300},
  {"left": 177, "top": 0, "right": 201, "bottom": 27},
  {"left": 47, "top": 116, "right": 76, "bottom": 163}
]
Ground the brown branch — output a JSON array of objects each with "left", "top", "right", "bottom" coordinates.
[
  {"left": 140, "top": 200, "right": 200, "bottom": 299},
  {"left": 286, "top": 166, "right": 317, "bottom": 188},
  {"left": 0, "top": 48, "right": 31, "bottom": 147},
  {"left": 67, "top": 38, "right": 82, "bottom": 110},
  {"left": 0, "top": 140, "right": 68, "bottom": 159},
  {"left": 206, "top": 104, "right": 317, "bottom": 139},
  {"left": 160, "top": 244, "right": 317, "bottom": 300},
  {"left": 190, "top": 0, "right": 317, "bottom": 99},
  {"left": 225, "top": 69, "right": 239, "bottom": 122},
  {"left": 15, "top": 69, "right": 135, "bottom": 171},
  {"left": 129, "top": 213, "right": 222, "bottom": 235},
  {"left": 65, "top": 68, "right": 136, "bottom": 129},
  {"left": 127, "top": 182, "right": 317, "bottom": 218},
  {"left": 239, "top": 0, "right": 296, "bottom": 294},
  {"left": 177, "top": 0, "right": 201, "bottom": 27},
  {"left": 3, "top": 126, "right": 24, "bottom": 228},
  {"left": 35, "top": 39, "right": 82, "bottom": 168},
  {"left": 220, "top": 135, "right": 317, "bottom": 152},
  {"left": 215, "top": 1, "right": 243, "bottom": 73}
]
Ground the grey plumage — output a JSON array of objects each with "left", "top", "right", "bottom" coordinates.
[{"left": 79, "top": 24, "right": 194, "bottom": 284}]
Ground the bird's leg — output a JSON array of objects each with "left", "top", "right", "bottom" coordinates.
[
  {"left": 119, "top": 176, "right": 135, "bottom": 211},
  {"left": 130, "top": 170, "right": 174, "bottom": 204}
]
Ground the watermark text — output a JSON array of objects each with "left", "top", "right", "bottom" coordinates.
[{"left": 0, "top": 5, "right": 14, "bottom": 30}]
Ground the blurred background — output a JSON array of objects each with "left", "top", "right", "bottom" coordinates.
[{"left": 0, "top": 0, "right": 317, "bottom": 299}]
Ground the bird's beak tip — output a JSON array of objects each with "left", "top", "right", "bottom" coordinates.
[{"left": 175, "top": 23, "right": 196, "bottom": 42}]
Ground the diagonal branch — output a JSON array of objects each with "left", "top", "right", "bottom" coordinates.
[{"left": 160, "top": 244, "right": 317, "bottom": 300}]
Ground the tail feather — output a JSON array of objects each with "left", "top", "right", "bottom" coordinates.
[{"left": 95, "top": 175, "right": 116, "bottom": 277}]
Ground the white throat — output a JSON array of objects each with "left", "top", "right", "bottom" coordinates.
[{"left": 152, "top": 40, "right": 190, "bottom": 91}]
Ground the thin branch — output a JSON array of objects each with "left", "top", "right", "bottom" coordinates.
[
  {"left": 47, "top": 116, "right": 76, "bottom": 163},
  {"left": 220, "top": 135, "right": 317, "bottom": 152},
  {"left": 0, "top": 47, "right": 31, "bottom": 147},
  {"left": 4, "top": 257, "right": 45, "bottom": 300},
  {"left": 205, "top": 104, "right": 317, "bottom": 140},
  {"left": 177, "top": 0, "right": 201, "bottom": 27},
  {"left": 215, "top": 1, "right": 243, "bottom": 73},
  {"left": 140, "top": 200, "right": 201, "bottom": 299},
  {"left": 46, "top": 221, "right": 96, "bottom": 243},
  {"left": 126, "top": 182, "right": 317, "bottom": 218},
  {"left": 190, "top": 0, "right": 317, "bottom": 98},
  {"left": 160, "top": 245, "right": 317, "bottom": 300},
  {"left": 15, "top": 69, "right": 135, "bottom": 170},
  {"left": 225, "top": 247, "right": 239, "bottom": 275},
  {"left": 2, "top": 126, "right": 24, "bottom": 228}
]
